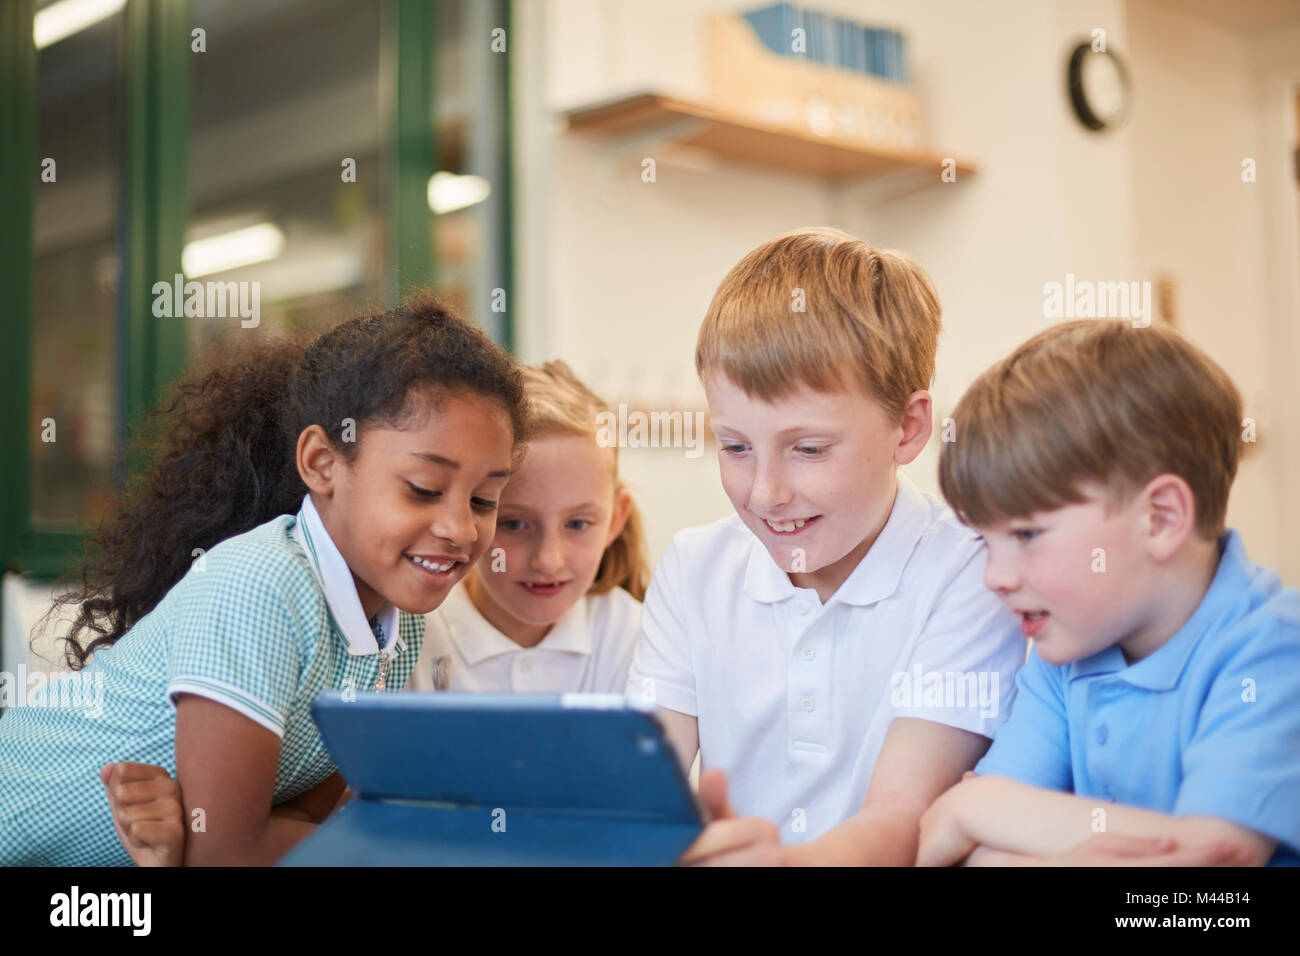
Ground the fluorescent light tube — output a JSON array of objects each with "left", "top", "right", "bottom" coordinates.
[
  {"left": 427, "top": 172, "right": 491, "bottom": 214},
  {"left": 182, "top": 222, "right": 285, "bottom": 277},
  {"left": 34, "top": 0, "right": 126, "bottom": 50}
]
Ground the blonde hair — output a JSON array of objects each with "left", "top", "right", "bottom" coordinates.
[
  {"left": 518, "top": 360, "right": 650, "bottom": 601},
  {"left": 938, "top": 319, "right": 1243, "bottom": 539},
  {"left": 695, "top": 227, "right": 942, "bottom": 420}
]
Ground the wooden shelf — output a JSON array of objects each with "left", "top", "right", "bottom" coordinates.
[{"left": 564, "top": 92, "right": 976, "bottom": 184}]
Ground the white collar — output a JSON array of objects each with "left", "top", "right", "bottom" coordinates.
[
  {"left": 440, "top": 583, "right": 594, "bottom": 665},
  {"left": 294, "top": 494, "right": 398, "bottom": 657}
]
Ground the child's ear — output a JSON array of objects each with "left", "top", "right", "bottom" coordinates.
[
  {"left": 1142, "top": 473, "right": 1196, "bottom": 561},
  {"left": 893, "top": 390, "right": 933, "bottom": 465},
  {"left": 604, "top": 486, "right": 634, "bottom": 548},
  {"left": 297, "top": 424, "right": 341, "bottom": 496}
]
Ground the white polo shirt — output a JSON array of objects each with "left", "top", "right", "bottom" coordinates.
[
  {"left": 406, "top": 583, "right": 641, "bottom": 694},
  {"left": 626, "top": 471, "right": 1026, "bottom": 843}
]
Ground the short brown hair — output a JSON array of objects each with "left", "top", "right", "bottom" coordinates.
[
  {"left": 938, "top": 319, "right": 1243, "bottom": 539},
  {"left": 695, "top": 227, "right": 941, "bottom": 420},
  {"left": 519, "top": 360, "right": 650, "bottom": 602}
]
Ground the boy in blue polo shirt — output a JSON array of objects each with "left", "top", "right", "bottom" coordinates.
[{"left": 917, "top": 318, "right": 1300, "bottom": 866}]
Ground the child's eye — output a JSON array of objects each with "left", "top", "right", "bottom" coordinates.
[
  {"left": 720, "top": 443, "right": 748, "bottom": 455},
  {"left": 567, "top": 519, "right": 592, "bottom": 531},
  {"left": 1011, "top": 529, "right": 1040, "bottom": 543},
  {"left": 498, "top": 518, "right": 525, "bottom": 532},
  {"left": 795, "top": 445, "right": 826, "bottom": 457},
  {"left": 472, "top": 498, "right": 498, "bottom": 512},
  {"left": 408, "top": 483, "right": 438, "bottom": 499}
]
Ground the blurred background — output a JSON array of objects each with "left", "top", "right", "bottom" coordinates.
[{"left": 3, "top": 0, "right": 1298, "bottom": 674}]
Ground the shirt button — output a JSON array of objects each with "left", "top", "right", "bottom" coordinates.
[
  {"left": 1102, "top": 785, "right": 1114, "bottom": 801},
  {"left": 1096, "top": 725, "right": 1108, "bottom": 745},
  {"left": 801, "top": 647, "right": 815, "bottom": 661},
  {"left": 800, "top": 697, "right": 814, "bottom": 712},
  {"left": 795, "top": 602, "right": 809, "bottom": 615},
  {"left": 520, "top": 659, "right": 533, "bottom": 673}
]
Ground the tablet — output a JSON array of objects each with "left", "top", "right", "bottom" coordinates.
[{"left": 279, "top": 691, "right": 703, "bottom": 866}]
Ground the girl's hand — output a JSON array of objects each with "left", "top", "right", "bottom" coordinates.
[
  {"left": 100, "top": 762, "right": 186, "bottom": 867},
  {"left": 677, "top": 768, "right": 785, "bottom": 866}
]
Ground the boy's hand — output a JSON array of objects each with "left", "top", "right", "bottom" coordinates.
[
  {"left": 678, "top": 768, "right": 784, "bottom": 866},
  {"left": 916, "top": 779, "right": 980, "bottom": 867},
  {"left": 100, "top": 763, "right": 185, "bottom": 867}
]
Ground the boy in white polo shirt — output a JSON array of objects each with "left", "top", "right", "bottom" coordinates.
[{"left": 630, "top": 227, "right": 1026, "bottom": 865}]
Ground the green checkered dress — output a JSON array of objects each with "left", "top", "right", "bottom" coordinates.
[{"left": 0, "top": 506, "right": 424, "bottom": 865}]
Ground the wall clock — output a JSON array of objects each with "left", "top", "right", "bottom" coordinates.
[{"left": 1068, "top": 41, "right": 1131, "bottom": 131}]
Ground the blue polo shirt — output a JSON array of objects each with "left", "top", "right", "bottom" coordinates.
[{"left": 975, "top": 530, "right": 1300, "bottom": 865}]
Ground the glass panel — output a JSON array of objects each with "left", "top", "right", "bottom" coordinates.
[
  {"left": 432, "top": 0, "right": 509, "bottom": 342},
  {"left": 185, "top": 0, "right": 388, "bottom": 351},
  {"left": 30, "top": 0, "right": 125, "bottom": 531}
]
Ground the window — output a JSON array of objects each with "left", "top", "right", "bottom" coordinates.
[
  {"left": 1, "top": 0, "right": 513, "bottom": 637},
  {"left": 185, "top": 0, "right": 388, "bottom": 347},
  {"left": 30, "top": 2, "right": 125, "bottom": 531}
]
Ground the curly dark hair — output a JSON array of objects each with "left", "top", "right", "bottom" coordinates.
[{"left": 51, "top": 292, "right": 528, "bottom": 669}]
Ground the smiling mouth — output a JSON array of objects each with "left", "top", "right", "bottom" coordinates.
[
  {"left": 405, "top": 554, "right": 464, "bottom": 579},
  {"left": 519, "top": 581, "right": 569, "bottom": 595},
  {"left": 761, "top": 515, "right": 819, "bottom": 535}
]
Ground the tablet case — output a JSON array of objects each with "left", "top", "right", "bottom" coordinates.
[{"left": 279, "top": 692, "right": 703, "bottom": 866}]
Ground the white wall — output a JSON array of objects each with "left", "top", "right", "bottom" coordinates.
[{"left": 514, "top": 0, "right": 1298, "bottom": 582}]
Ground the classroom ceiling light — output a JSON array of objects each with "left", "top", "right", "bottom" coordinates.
[
  {"left": 182, "top": 223, "right": 285, "bottom": 277},
  {"left": 427, "top": 172, "right": 491, "bottom": 214},
  {"left": 34, "top": 0, "right": 127, "bottom": 50}
]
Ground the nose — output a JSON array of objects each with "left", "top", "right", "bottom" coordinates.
[
  {"left": 981, "top": 541, "right": 1020, "bottom": 595},
  {"left": 429, "top": 497, "right": 477, "bottom": 552},
  {"left": 747, "top": 456, "right": 793, "bottom": 515},
  {"left": 530, "top": 528, "right": 565, "bottom": 576}
]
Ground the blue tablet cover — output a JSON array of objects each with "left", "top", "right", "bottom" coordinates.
[{"left": 279, "top": 692, "right": 703, "bottom": 866}]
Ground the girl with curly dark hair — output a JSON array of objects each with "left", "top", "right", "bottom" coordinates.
[{"left": 0, "top": 294, "right": 527, "bottom": 865}]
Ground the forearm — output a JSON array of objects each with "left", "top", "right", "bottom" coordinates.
[
  {"left": 183, "top": 813, "right": 318, "bottom": 866},
  {"left": 956, "top": 777, "right": 1227, "bottom": 858},
  {"left": 783, "top": 802, "right": 920, "bottom": 866},
  {"left": 272, "top": 772, "right": 346, "bottom": 824}
]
